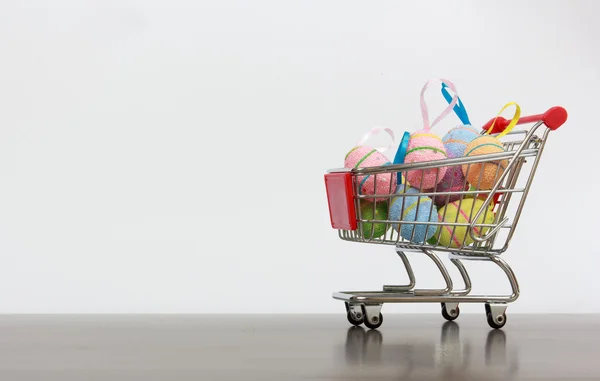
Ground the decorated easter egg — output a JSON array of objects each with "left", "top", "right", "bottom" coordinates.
[
  {"left": 404, "top": 130, "right": 448, "bottom": 190},
  {"left": 345, "top": 146, "right": 397, "bottom": 202}
]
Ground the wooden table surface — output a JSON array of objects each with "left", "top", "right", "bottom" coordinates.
[{"left": 0, "top": 314, "right": 597, "bottom": 380}]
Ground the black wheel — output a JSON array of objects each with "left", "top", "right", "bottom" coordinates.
[
  {"left": 486, "top": 312, "right": 507, "bottom": 329},
  {"left": 363, "top": 312, "right": 383, "bottom": 330},
  {"left": 485, "top": 303, "right": 491, "bottom": 315},
  {"left": 347, "top": 311, "right": 364, "bottom": 326},
  {"left": 441, "top": 303, "right": 460, "bottom": 321}
]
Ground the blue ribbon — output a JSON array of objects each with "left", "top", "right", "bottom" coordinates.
[
  {"left": 392, "top": 131, "right": 411, "bottom": 186},
  {"left": 441, "top": 82, "right": 471, "bottom": 126}
]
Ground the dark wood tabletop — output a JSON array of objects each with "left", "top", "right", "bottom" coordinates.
[{"left": 0, "top": 314, "right": 597, "bottom": 380}]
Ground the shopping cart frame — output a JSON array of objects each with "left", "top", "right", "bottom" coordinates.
[{"left": 324, "top": 107, "right": 567, "bottom": 330}]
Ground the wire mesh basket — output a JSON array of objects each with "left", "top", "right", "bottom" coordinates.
[{"left": 336, "top": 127, "right": 543, "bottom": 256}]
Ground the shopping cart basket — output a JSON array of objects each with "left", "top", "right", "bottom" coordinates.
[{"left": 324, "top": 106, "right": 568, "bottom": 329}]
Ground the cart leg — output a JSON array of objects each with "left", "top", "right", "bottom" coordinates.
[
  {"left": 437, "top": 258, "right": 472, "bottom": 321},
  {"left": 489, "top": 255, "right": 520, "bottom": 302},
  {"left": 413, "top": 249, "right": 453, "bottom": 296},
  {"left": 486, "top": 256, "right": 518, "bottom": 329},
  {"left": 383, "top": 249, "right": 416, "bottom": 292},
  {"left": 449, "top": 258, "right": 472, "bottom": 296}
]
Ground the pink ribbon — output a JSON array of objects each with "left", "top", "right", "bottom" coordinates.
[
  {"left": 420, "top": 78, "right": 459, "bottom": 131},
  {"left": 355, "top": 126, "right": 396, "bottom": 153}
]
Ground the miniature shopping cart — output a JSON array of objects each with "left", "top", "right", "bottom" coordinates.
[{"left": 324, "top": 106, "right": 567, "bottom": 330}]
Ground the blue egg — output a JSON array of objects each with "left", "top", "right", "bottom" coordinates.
[
  {"left": 389, "top": 184, "right": 439, "bottom": 243},
  {"left": 442, "top": 125, "right": 480, "bottom": 158}
]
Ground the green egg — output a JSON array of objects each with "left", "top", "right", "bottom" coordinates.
[
  {"left": 427, "top": 235, "right": 439, "bottom": 245},
  {"left": 360, "top": 201, "right": 389, "bottom": 239}
]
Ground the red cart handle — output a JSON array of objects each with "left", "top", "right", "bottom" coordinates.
[{"left": 482, "top": 106, "right": 567, "bottom": 134}]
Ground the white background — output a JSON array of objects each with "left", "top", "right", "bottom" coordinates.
[{"left": 0, "top": 0, "right": 597, "bottom": 314}]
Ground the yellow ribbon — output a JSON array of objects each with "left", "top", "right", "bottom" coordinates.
[{"left": 486, "top": 102, "right": 521, "bottom": 139}]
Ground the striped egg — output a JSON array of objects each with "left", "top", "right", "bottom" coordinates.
[
  {"left": 389, "top": 184, "right": 439, "bottom": 243},
  {"left": 345, "top": 146, "right": 397, "bottom": 202},
  {"left": 461, "top": 135, "right": 507, "bottom": 190},
  {"left": 434, "top": 197, "right": 495, "bottom": 248},
  {"left": 442, "top": 125, "right": 480, "bottom": 158},
  {"left": 428, "top": 125, "right": 480, "bottom": 206},
  {"left": 404, "top": 130, "right": 448, "bottom": 190}
]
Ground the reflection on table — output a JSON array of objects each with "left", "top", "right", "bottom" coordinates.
[{"left": 341, "top": 321, "right": 518, "bottom": 380}]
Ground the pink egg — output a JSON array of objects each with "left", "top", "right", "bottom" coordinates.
[
  {"left": 345, "top": 146, "right": 397, "bottom": 202},
  {"left": 404, "top": 130, "right": 447, "bottom": 190}
]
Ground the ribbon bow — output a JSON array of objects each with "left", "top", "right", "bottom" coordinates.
[
  {"left": 355, "top": 126, "right": 396, "bottom": 153},
  {"left": 420, "top": 78, "right": 459, "bottom": 132},
  {"left": 486, "top": 102, "right": 521, "bottom": 139},
  {"left": 441, "top": 82, "right": 471, "bottom": 126}
]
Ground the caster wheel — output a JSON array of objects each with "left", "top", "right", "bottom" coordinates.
[
  {"left": 441, "top": 303, "right": 460, "bottom": 321},
  {"left": 347, "top": 311, "right": 364, "bottom": 326},
  {"left": 486, "top": 312, "right": 507, "bottom": 329},
  {"left": 363, "top": 312, "right": 383, "bottom": 330}
]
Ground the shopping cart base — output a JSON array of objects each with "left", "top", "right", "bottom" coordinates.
[
  {"left": 332, "top": 248, "right": 519, "bottom": 330},
  {"left": 337, "top": 294, "right": 510, "bottom": 330},
  {"left": 333, "top": 291, "right": 515, "bottom": 304}
]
